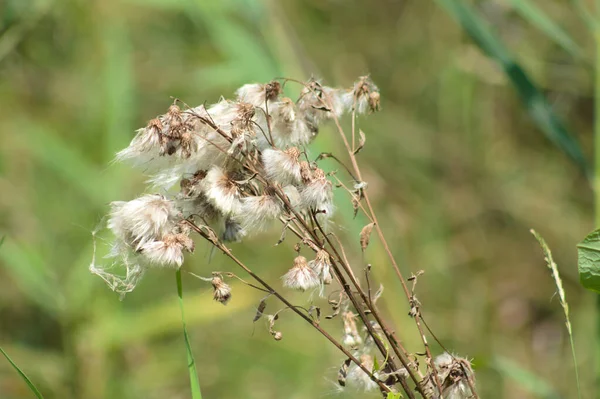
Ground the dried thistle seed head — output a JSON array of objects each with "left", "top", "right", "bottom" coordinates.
[
  {"left": 235, "top": 194, "right": 282, "bottom": 234},
  {"left": 235, "top": 102, "right": 256, "bottom": 125},
  {"left": 139, "top": 233, "right": 191, "bottom": 267},
  {"left": 167, "top": 104, "right": 182, "bottom": 119},
  {"left": 236, "top": 81, "right": 281, "bottom": 108},
  {"left": 427, "top": 353, "right": 475, "bottom": 399},
  {"left": 147, "top": 118, "right": 164, "bottom": 135},
  {"left": 282, "top": 255, "right": 319, "bottom": 291},
  {"left": 368, "top": 92, "right": 380, "bottom": 113},
  {"left": 309, "top": 249, "right": 332, "bottom": 284},
  {"left": 342, "top": 311, "right": 363, "bottom": 347},
  {"left": 344, "top": 76, "right": 381, "bottom": 114},
  {"left": 262, "top": 148, "right": 302, "bottom": 185},
  {"left": 203, "top": 166, "right": 243, "bottom": 215},
  {"left": 346, "top": 354, "right": 378, "bottom": 392},
  {"left": 211, "top": 275, "right": 232, "bottom": 305},
  {"left": 267, "top": 98, "right": 314, "bottom": 148},
  {"left": 299, "top": 161, "right": 313, "bottom": 184},
  {"left": 265, "top": 80, "right": 282, "bottom": 101},
  {"left": 108, "top": 194, "right": 181, "bottom": 251},
  {"left": 300, "top": 167, "right": 334, "bottom": 216}
]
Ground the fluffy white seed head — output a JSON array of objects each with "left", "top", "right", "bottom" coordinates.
[
  {"left": 202, "top": 166, "right": 242, "bottom": 215},
  {"left": 236, "top": 194, "right": 282, "bottom": 234},
  {"left": 236, "top": 81, "right": 281, "bottom": 108},
  {"left": 430, "top": 353, "right": 475, "bottom": 399},
  {"left": 308, "top": 249, "right": 332, "bottom": 284},
  {"left": 346, "top": 354, "right": 378, "bottom": 392},
  {"left": 262, "top": 147, "right": 302, "bottom": 185},
  {"left": 268, "top": 98, "right": 314, "bottom": 147},
  {"left": 108, "top": 194, "right": 180, "bottom": 250},
  {"left": 300, "top": 168, "right": 334, "bottom": 216},
  {"left": 343, "top": 76, "right": 381, "bottom": 114},
  {"left": 282, "top": 185, "right": 302, "bottom": 209},
  {"left": 282, "top": 255, "right": 319, "bottom": 291},
  {"left": 139, "top": 233, "right": 194, "bottom": 267}
]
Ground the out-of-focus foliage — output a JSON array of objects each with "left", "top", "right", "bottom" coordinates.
[{"left": 0, "top": 0, "right": 595, "bottom": 398}]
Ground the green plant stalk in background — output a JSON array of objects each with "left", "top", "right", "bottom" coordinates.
[
  {"left": 176, "top": 269, "right": 203, "bottom": 399},
  {"left": 596, "top": 23, "right": 600, "bottom": 397},
  {"left": 531, "top": 230, "right": 580, "bottom": 399},
  {"left": 0, "top": 347, "right": 44, "bottom": 399}
]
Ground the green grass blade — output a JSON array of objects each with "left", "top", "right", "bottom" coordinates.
[
  {"left": 508, "top": 0, "right": 585, "bottom": 60},
  {"left": 176, "top": 269, "right": 203, "bottom": 399},
  {"left": 436, "top": 0, "right": 591, "bottom": 179},
  {"left": 531, "top": 230, "right": 580, "bottom": 399},
  {"left": 0, "top": 347, "right": 44, "bottom": 399}
]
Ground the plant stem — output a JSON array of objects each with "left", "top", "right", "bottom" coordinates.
[
  {"left": 595, "top": 23, "right": 600, "bottom": 399},
  {"left": 184, "top": 221, "right": 396, "bottom": 395},
  {"left": 175, "top": 269, "right": 203, "bottom": 399}
]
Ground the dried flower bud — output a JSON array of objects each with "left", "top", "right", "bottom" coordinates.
[
  {"left": 282, "top": 255, "right": 319, "bottom": 291},
  {"left": 368, "top": 91, "right": 380, "bottom": 113},
  {"left": 265, "top": 80, "right": 282, "bottom": 101},
  {"left": 272, "top": 331, "right": 283, "bottom": 341},
  {"left": 211, "top": 276, "right": 232, "bottom": 305}
]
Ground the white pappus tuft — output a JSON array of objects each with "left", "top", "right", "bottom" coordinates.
[
  {"left": 139, "top": 233, "right": 194, "bottom": 267},
  {"left": 346, "top": 354, "right": 378, "bottom": 392},
  {"left": 235, "top": 193, "right": 282, "bottom": 234},
  {"left": 341, "top": 76, "right": 381, "bottom": 114},
  {"left": 268, "top": 98, "right": 314, "bottom": 147},
  {"left": 262, "top": 147, "right": 302, "bottom": 185},
  {"left": 235, "top": 81, "right": 282, "bottom": 108},
  {"left": 108, "top": 194, "right": 181, "bottom": 251},
  {"left": 282, "top": 255, "right": 319, "bottom": 291},
  {"left": 300, "top": 168, "right": 334, "bottom": 217},
  {"left": 282, "top": 185, "right": 302, "bottom": 209},
  {"left": 202, "top": 166, "right": 243, "bottom": 215}
]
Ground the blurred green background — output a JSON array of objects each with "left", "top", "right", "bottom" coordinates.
[{"left": 0, "top": 0, "right": 597, "bottom": 398}]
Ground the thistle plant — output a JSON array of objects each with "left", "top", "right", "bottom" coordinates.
[{"left": 90, "top": 76, "right": 478, "bottom": 398}]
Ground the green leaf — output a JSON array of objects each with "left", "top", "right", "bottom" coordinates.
[
  {"left": 0, "top": 347, "right": 44, "bottom": 399},
  {"left": 386, "top": 392, "right": 403, "bottom": 399},
  {"left": 435, "top": 0, "right": 590, "bottom": 178},
  {"left": 577, "top": 228, "right": 600, "bottom": 292},
  {"left": 176, "top": 269, "right": 203, "bottom": 399},
  {"left": 372, "top": 355, "right": 380, "bottom": 373}
]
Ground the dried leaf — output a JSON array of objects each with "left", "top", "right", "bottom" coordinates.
[
  {"left": 275, "top": 223, "right": 288, "bottom": 246},
  {"left": 352, "top": 196, "right": 360, "bottom": 219},
  {"left": 353, "top": 130, "right": 366, "bottom": 154},
  {"left": 338, "top": 358, "right": 352, "bottom": 387},
  {"left": 308, "top": 306, "right": 321, "bottom": 323},
  {"left": 360, "top": 222, "right": 376, "bottom": 251},
  {"left": 253, "top": 294, "right": 270, "bottom": 322}
]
